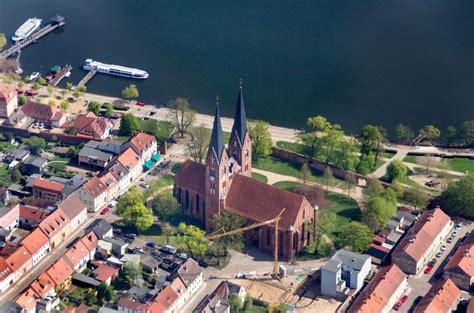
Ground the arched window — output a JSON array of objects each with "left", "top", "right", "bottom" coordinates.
[{"left": 185, "top": 190, "right": 190, "bottom": 209}]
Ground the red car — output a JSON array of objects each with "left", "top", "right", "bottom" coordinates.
[
  {"left": 26, "top": 89, "right": 38, "bottom": 96},
  {"left": 394, "top": 295, "right": 408, "bottom": 310},
  {"left": 135, "top": 101, "right": 145, "bottom": 107},
  {"left": 424, "top": 265, "right": 433, "bottom": 274},
  {"left": 100, "top": 207, "right": 109, "bottom": 215},
  {"left": 16, "top": 88, "right": 25, "bottom": 94}
]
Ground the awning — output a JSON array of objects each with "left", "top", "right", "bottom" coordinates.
[
  {"left": 152, "top": 153, "right": 161, "bottom": 162},
  {"left": 144, "top": 160, "right": 154, "bottom": 169}
]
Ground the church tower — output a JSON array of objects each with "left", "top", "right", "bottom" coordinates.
[
  {"left": 228, "top": 80, "right": 252, "bottom": 177},
  {"left": 204, "top": 99, "right": 230, "bottom": 231}
]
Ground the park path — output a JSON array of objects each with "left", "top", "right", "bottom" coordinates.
[
  {"left": 403, "top": 162, "right": 465, "bottom": 177},
  {"left": 371, "top": 150, "right": 408, "bottom": 178}
]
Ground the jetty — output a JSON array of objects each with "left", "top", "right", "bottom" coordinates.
[
  {"left": 73, "top": 69, "right": 97, "bottom": 90},
  {"left": 49, "top": 64, "right": 72, "bottom": 86},
  {"left": 0, "top": 16, "right": 66, "bottom": 60}
]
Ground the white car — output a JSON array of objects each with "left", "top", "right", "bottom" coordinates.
[
  {"left": 440, "top": 244, "right": 448, "bottom": 252},
  {"left": 452, "top": 230, "right": 459, "bottom": 237}
]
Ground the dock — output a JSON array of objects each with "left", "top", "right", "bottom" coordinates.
[
  {"left": 73, "top": 69, "right": 97, "bottom": 90},
  {"left": 49, "top": 64, "right": 72, "bottom": 86},
  {"left": 0, "top": 16, "right": 66, "bottom": 60}
]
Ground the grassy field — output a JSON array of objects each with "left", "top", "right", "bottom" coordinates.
[
  {"left": 323, "top": 192, "right": 361, "bottom": 240},
  {"left": 0, "top": 141, "right": 15, "bottom": 153},
  {"left": 272, "top": 181, "right": 300, "bottom": 192},
  {"left": 403, "top": 155, "right": 418, "bottom": 164},
  {"left": 449, "top": 158, "right": 474, "bottom": 173},
  {"left": 380, "top": 151, "right": 396, "bottom": 158},
  {"left": 276, "top": 141, "right": 305, "bottom": 154},
  {"left": 47, "top": 156, "right": 71, "bottom": 171},
  {"left": 251, "top": 172, "right": 268, "bottom": 183}
]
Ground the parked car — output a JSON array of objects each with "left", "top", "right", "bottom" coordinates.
[
  {"left": 140, "top": 176, "right": 147, "bottom": 182},
  {"left": 452, "top": 230, "right": 459, "bottom": 237},
  {"left": 133, "top": 247, "right": 144, "bottom": 254},
  {"left": 26, "top": 89, "right": 38, "bottom": 96},
  {"left": 424, "top": 265, "right": 433, "bottom": 274},
  {"left": 436, "top": 252, "right": 443, "bottom": 258},
  {"left": 160, "top": 245, "right": 177, "bottom": 255},
  {"left": 108, "top": 200, "right": 117, "bottom": 208},
  {"left": 428, "top": 259, "right": 437, "bottom": 267},
  {"left": 140, "top": 183, "right": 150, "bottom": 189},
  {"left": 176, "top": 252, "right": 188, "bottom": 260},
  {"left": 136, "top": 101, "right": 145, "bottom": 107},
  {"left": 447, "top": 237, "right": 454, "bottom": 244},
  {"left": 125, "top": 233, "right": 137, "bottom": 240},
  {"left": 160, "top": 258, "right": 178, "bottom": 271},
  {"left": 100, "top": 207, "right": 109, "bottom": 215},
  {"left": 456, "top": 223, "right": 463, "bottom": 230},
  {"left": 113, "top": 228, "right": 122, "bottom": 234},
  {"left": 440, "top": 244, "right": 448, "bottom": 252},
  {"left": 198, "top": 260, "right": 209, "bottom": 268},
  {"left": 394, "top": 295, "right": 409, "bottom": 311},
  {"left": 146, "top": 242, "right": 157, "bottom": 248}
]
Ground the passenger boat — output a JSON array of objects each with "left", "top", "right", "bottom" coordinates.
[
  {"left": 12, "top": 18, "right": 42, "bottom": 41},
  {"left": 83, "top": 59, "right": 149, "bottom": 79}
]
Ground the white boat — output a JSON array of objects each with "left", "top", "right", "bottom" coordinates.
[
  {"left": 83, "top": 59, "right": 149, "bottom": 79},
  {"left": 29, "top": 72, "right": 40, "bottom": 81},
  {"left": 12, "top": 18, "right": 42, "bottom": 41}
]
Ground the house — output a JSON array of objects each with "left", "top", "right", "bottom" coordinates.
[
  {"left": 0, "top": 257, "right": 14, "bottom": 293},
  {"left": 173, "top": 86, "right": 315, "bottom": 260},
  {"left": 88, "top": 219, "right": 113, "bottom": 240},
  {"left": 50, "top": 174, "right": 87, "bottom": 198},
  {"left": 3, "top": 110, "right": 33, "bottom": 128},
  {"left": 0, "top": 205, "right": 20, "bottom": 230},
  {"left": 414, "top": 278, "right": 461, "bottom": 313},
  {"left": 194, "top": 281, "right": 246, "bottom": 313},
  {"left": 106, "top": 161, "right": 130, "bottom": 194},
  {"left": 19, "top": 204, "right": 49, "bottom": 229},
  {"left": 32, "top": 178, "right": 65, "bottom": 204},
  {"left": 392, "top": 208, "right": 453, "bottom": 275},
  {"left": 63, "top": 240, "right": 91, "bottom": 273},
  {"left": 5, "top": 148, "right": 30, "bottom": 163},
  {"left": 100, "top": 171, "right": 119, "bottom": 203},
  {"left": 140, "top": 255, "right": 161, "bottom": 274},
  {"left": 38, "top": 208, "right": 71, "bottom": 249},
  {"left": 104, "top": 237, "right": 129, "bottom": 257},
  {"left": 0, "top": 82, "right": 18, "bottom": 118},
  {"left": 6, "top": 246, "right": 32, "bottom": 283},
  {"left": 444, "top": 232, "right": 474, "bottom": 291},
  {"left": 148, "top": 276, "right": 188, "bottom": 313},
  {"left": 80, "top": 231, "right": 99, "bottom": 260},
  {"left": 72, "top": 112, "right": 113, "bottom": 139},
  {"left": 168, "top": 258, "right": 203, "bottom": 299},
  {"left": 21, "top": 100, "right": 68, "bottom": 127},
  {"left": 93, "top": 263, "right": 119, "bottom": 284},
  {"left": 23, "top": 156, "right": 48, "bottom": 175},
  {"left": 46, "top": 257, "right": 74, "bottom": 292},
  {"left": 348, "top": 264, "right": 408, "bottom": 313},
  {"left": 15, "top": 288, "right": 39, "bottom": 313},
  {"left": 31, "top": 272, "right": 56, "bottom": 300},
  {"left": 78, "top": 143, "right": 115, "bottom": 169},
  {"left": 123, "top": 132, "right": 157, "bottom": 166},
  {"left": 58, "top": 192, "right": 88, "bottom": 232},
  {"left": 21, "top": 228, "right": 50, "bottom": 266},
  {"left": 97, "top": 240, "right": 113, "bottom": 257},
  {"left": 0, "top": 187, "right": 11, "bottom": 205},
  {"left": 116, "top": 147, "right": 141, "bottom": 182},
  {"left": 79, "top": 177, "right": 108, "bottom": 212},
  {"left": 321, "top": 249, "right": 372, "bottom": 297},
  {"left": 72, "top": 273, "right": 101, "bottom": 288}
]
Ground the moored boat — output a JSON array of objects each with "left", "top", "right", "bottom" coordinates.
[
  {"left": 83, "top": 59, "right": 149, "bottom": 79},
  {"left": 12, "top": 18, "right": 42, "bottom": 41}
]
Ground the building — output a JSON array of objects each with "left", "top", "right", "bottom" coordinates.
[
  {"left": 148, "top": 276, "right": 188, "bottom": 313},
  {"left": 123, "top": 132, "right": 158, "bottom": 167},
  {"left": 0, "top": 83, "right": 18, "bottom": 118},
  {"left": 30, "top": 272, "right": 55, "bottom": 299},
  {"left": 38, "top": 208, "right": 71, "bottom": 249},
  {"left": 72, "top": 112, "right": 113, "bottom": 139},
  {"left": 88, "top": 219, "right": 113, "bottom": 240},
  {"left": 104, "top": 237, "right": 129, "bottom": 257},
  {"left": 168, "top": 258, "right": 203, "bottom": 299},
  {"left": 194, "top": 281, "right": 246, "bottom": 313},
  {"left": 18, "top": 204, "right": 49, "bottom": 229},
  {"left": 0, "top": 257, "right": 14, "bottom": 293},
  {"left": 78, "top": 141, "right": 117, "bottom": 169},
  {"left": 93, "top": 263, "right": 119, "bottom": 284},
  {"left": 414, "top": 278, "right": 461, "bottom": 313},
  {"left": 15, "top": 288, "right": 39, "bottom": 313},
  {"left": 140, "top": 255, "right": 161, "bottom": 274},
  {"left": 21, "top": 228, "right": 50, "bottom": 266},
  {"left": 116, "top": 147, "right": 141, "bottom": 182},
  {"left": 21, "top": 100, "right": 68, "bottom": 127},
  {"left": 0, "top": 205, "right": 20, "bottom": 230},
  {"left": 106, "top": 161, "right": 130, "bottom": 194},
  {"left": 392, "top": 208, "right": 452, "bottom": 275},
  {"left": 321, "top": 249, "right": 372, "bottom": 297},
  {"left": 46, "top": 257, "right": 74, "bottom": 292},
  {"left": 5, "top": 148, "right": 30, "bottom": 163},
  {"left": 32, "top": 178, "right": 65, "bottom": 204},
  {"left": 444, "top": 232, "right": 474, "bottom": 291},
  {"left": 79, "top": 176, "right": 108, "bottom": 212},
  {"left": 63, "top": 240, "right": 91, "bottom": 273},
  {"left": 80, "top": 231, "right": 99, "bottom": 260},
  {"left": 58, "top": 192, "right": 88, "bottom": 232},
  {"left": 348, "top": 264, "right": 408, "bottom": 313},
  {"left": 23, "top": 156, "right": 48, "bottom": 175},
  {"left": 100, "top": 171, "right": 119, "bottom": 202},
  {"left": 6, "top": 246, "right": 32, "bottom": 283}
]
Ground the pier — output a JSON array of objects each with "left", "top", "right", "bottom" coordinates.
[
  {"left": 0, "top": 16, "right": 65, "bottom": 60},
  {"left": 49, "top": 64, "right": 72, "bottom": 86},
  {"left": 73, "top": 70, "right": 97, "bottom": 90}
]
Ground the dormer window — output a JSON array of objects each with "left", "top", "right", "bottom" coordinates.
[{"left": 210, "top": 169, "right": 216, "bottom": 178}]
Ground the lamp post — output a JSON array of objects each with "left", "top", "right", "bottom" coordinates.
[{"left": 313, "top": 204, "right": 319, "bottom": 242}]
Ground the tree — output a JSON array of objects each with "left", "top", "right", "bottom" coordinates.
[
  {"left": 65, "top": 82, "right": 74, "bottom": 91},
  {"left": 117, "top": 187, "right": 154, "bottom": 232},
  {"left": 395, "top": 123, "right": 415, "bottom": 145},
  {"left": 186, "top": 125, "right": 211, "bottom": 163},
  {"left": 121, "top": 262, "right": 142, "bottom": 287},
  {"left": 419, "top": 125, "right": 441, "bottom": 142},
  {"left": 78, "top": 85, "right": 87, "bottom": 93},
  {"left": 333, "top": 138, "right": 360, "bottom": 171},
  {"left": 151, "top": 190, "right": 179, "bottom": 221},
  {"left": 170, "top": 98, "right": 195, "bottom": 138},
  {"left": 97, "top": 281, "right": 115, "bottom": 302},
  {"left": 48, "top": 99, "right": 56, "bottom": 106},
  {"left": 60, "top": 89, "right": 67, "bottom": 98},
  {"left": 294, "top": 184, "right": 329, "bottom": 208},
  {"left": 177, "top": 223, "right": 208, "bottom": 259},
  {"left": 9, "top": 168, "right": 21, "bottom": 183},
  {"left": 60, "top": 100, "right": 70, "bottom": 111},
  {"left": 363, "top": 195, "right": 397, "bottom": 230},
  {"left": 386, "top": 160, "right": 408, "bottom": 182},
  {"left": 23, "top": 136, "right": 46, "bottom": 155},
  {"left": 161, "top": 223, "right": 174, "bottom": 245},
  {"left": 356, "top": 153, "right": 375, "bottom": 175},
  {"left": 211, "top": 211, "right": 247, "bottom": 256},
  {"left": 31, "top": 82, "right": 40, "bottom": 91},
  {"left": 440, "top": 173, "right": 474, "bottom": 219},
  {"left": 119, "top": 113, "right": 141, "bottom": 135},
  {"left": 104, "top": 103, "right": 114, "bottom": 117},
  {"left": 37, "top": 77, "right": 46, "bottom": 85},
  {"left": 345, "top": 172, "right": 357, "bottom": 197},
  {"left": 359, "top": 125, "right": 384, "bottom": 166},
  {"left": 300, "top": 163, "right": 310, "bottom": 185},
  {"left": 68, "top": 145, "right": 80, "bottom": 157},
  {"left": 323, "top": 167, "right": 333, "bottom": 193},
  {"left": 87, "top": 101, "right": 101, "bottom": 115},
  {"left": 228, "top": 294, "right": 244, "bottom": 313},
  {"left": 249, "top": 120, "right": 272, "bottom": 159},
  {"left": 244, "top": 297, "right": 254, "bottom": 312},
  {"left": 72, "top": 90, "right": 81, "bottom": 101},
  {"left": 122, "top": 84, "right": 139, "bottom": 100},
  {"left": 364, "top": 178, "right": 384, "bottom": 197},
  {"left": 46, "top": 85, "right": 54, "bottom": 97},
  {"left": 403, "top": 185, "right": 430, "bottom": 211},
  {"left": 460, "top": 120, "right": 474, "bottom": 146},
  {"left": 338, "top": 222, "right": 373, "bottom": 253},
  {"left": 0, "top": 33, "right": 6, "bottom": 51},
  {"left": 444, "top": 126, "right": 457, "bottom": 146},
  {"left": 18, "top": 94, "right": 28, "bottom": 105}
]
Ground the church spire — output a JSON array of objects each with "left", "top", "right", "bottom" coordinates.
[
  {"left": 209, "top": 96, "right": 225, "bottom": 163},
  {"left": 231, "top": 79, "right": 247, "bottom": 145}
]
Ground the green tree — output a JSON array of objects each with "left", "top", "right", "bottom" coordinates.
[
  {"left": 300, "top": 163, "right": 310, "bottom": 185},
  {"left": 186, "top": 125, "right": 211, "bottom": 163},
  {"left": 9, "top": 168, "right": 21, "bottom": 183},
  {"left": 48, "top": 99, "right": 56, "bottom": 106},
  {"left": 121, "top": 262, "right": 142, "bottom": 288},
  {"left": 78, "top": 85, "right": 87, "bottom": 93},
  {"left": 338, "top": 222, "right": 373, "bottom": 252},
  {"left": 249, "top": 120, "right": 272, "bottom": 159},
  {"left": 440, "top": 173, "right": 474, "bottom": 219},
  {"left": 37, "top": 77, "right": 46, "bottom": 85},
  {"left": 244, "top": 297, "right": 254, "bottom": 312},
  {"left": 364, "top": 178, "right": 384, "bottom": 198},
  {"left": 23, "top": 136, "right": 46, "bottom": 155},
  {"left": 68, "top": 145, "right": 80, "bottom": 157},
  {"left": 60, "top": 100, "right": 70, "bottom": 111},
  {"left": 46, "top": 85, "right": 54, "bottom": 97},
  {"left": 17, "top": 81, "right": 25, "bottom": 88},
  {"left": 345, "top": 172, "right": 357, "bottom": 197},
  {"left": 0, "top": 33, "right": 6, "bottom": 51},
  {"left": 419, "top": 125, "right": 441, "bottom": 142},
  {"left": 170, "top": 97, "right": 195, "bottom": 138},
  {"left": 359, "top": 125, "right": 384, "bottom": 166},
  {"left": 97, "top": 281, "right": 115, "bottom": 302},
  {"left": 117, "top": 187, "right": 154, "bottom": 232},
  {"left": 151, "top": 190, "right": 179, "bottom": 221},
  {"left": 403, "top": 185, "right": 430, "bottom": 211},
  {"left": 18, "top": 94, "right": 28, "bottom": 105},
  {"left": 104, "top": 103, "right": 114, "bottom": 117},
  {"left": 87, "top": 101, "right": 101, "bottom": 116},
  {"left": 444, "top": 126, "right": 457, "bottom": 146},
  {"left": 386, "top": 160, "right": 408, "bottom": 182},
  {"left": 122, "top": 84, "right": 139, "bottom": 100},
  {"left": 395, "top": 123, "right": 415, "bottom": 145},
  {"left": 333, "top": 138, "right": 360, "bottom": 171},
  {"left": 211, "top": 211, "right": 247, "bottom": 256},
  {"left": 119, "top": 113, "right": 141, "bottom": 135},
  {"left": 323, "top": 167, "right": 333, "bottom": 193},
  {"left": 460, "top": 120, "right": 474, "bottom": 146},
  {"left": 363, "top": 195, "right": 397, "bottom": 230},
  {"left": 72, "top": 90, "right": 81, "bottom": 101},
  {"left": 65, "top": 82, "right": 74, "bottom": 90},
  {"left": 161, "top": 223, "right": 174, "bottom": 245},
  {"left": 229, "top": 293, "right": 244, "bottom": 313},
  {"left": 31, "top": 82, "right": 40, "bottom": 91},
  {"left": 177, "top": 223, "right": 208, "bottom": 259},
  {"left": 356, "top": 153, "right": 375, "bottom": 175}
]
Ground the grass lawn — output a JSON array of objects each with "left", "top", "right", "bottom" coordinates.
[
  {"left": 0, "top": 164, "right": 11, "bottom": 186},
  {"left": 0, "top": 141, "right": 15, "bottom": 153},
  {"left": 137, "top": 224, "right": 186, "bottom": 250},
  {"left": 224, "top": 131, "right": 231, "bottom": 143},
  {"left": 403, "top": 155, "right": 418, "bottom": 164},
  {"left": 371, "top": 159, "right": 386, "bottom": 173},
  {"left": 47, "top": 156, "right": 71, "bottom": 171},
  {"left": 251, "top": 172, "right": 268, "bottom": 183},
  {"left": 380, "top": 151, "right": 396, "bottom": 158},
  {"left": 115, "top": 135, "right": 131, "bottom": 142},
  {"left": 272, "top": 181, "right": 300, "bottom": 192},
  {"left": 276, "top": 141, "right": 305, "bottom": 154},
  {"left": 448, "top": 158, "right": 474, "bottom": 173},
  {"left": 399, "top": 175, "right": 418, "bottom": 187},
  {"left": 323, "top": 192, "right": 361, "bottom": 240}
]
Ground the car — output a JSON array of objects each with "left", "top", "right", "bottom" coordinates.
[
  {"left": 135, "top": 101, "right": 145, "bottom": 107},
  {"left": 436, "top": 252, "right": 443, "bottom": 258},
  {"left": 394, "top": 295, "right": 409, "bottom": 310},
  {"left": 140, "top": 176, "right": 147, "bottom": 181},
  {"left": 133, "top": 247, "right": 144, "bottom": 254},
  {"left": 108, "top": 200, "right": 117, "bottom": 208},
  {"left": 447, "top": 237, "right": 454, "bottom": 244},
  {"left": 113, "top": 228, "right": 122, "bottom": 234},
  {"left": 428, "top": 259, "right": 437, "bottom": 267},
  {"left": 125, "top": 233, "right": 137, "bottom": 240},
  {"left": 198, "top": 260, "right": 209, "bottom": 268},
  {"left": 140, "top": 183, "right": 150, "bottom": 189},
  {"left": 100, "top": 207, "right": 109, "bottom": 215},
  {"left": 176, "top": 252, "right": 188, "bottom": 260},
  {"left": 452, "top": 230, "right": 459, "bottom": 237},
  {"left": 26, "top": 89, "right": 38, "bottom": 96},
  {"left": 146, "top": 242, "right": 157, "bottom": 248},
  {"left": 160, "top": 245, "right": 177, "bottom": 255},
  {"left": 440, "top": 244, "right": 447, "bottom": 251},
  {"left": 424, "top": 265, "right": 433, "bottom": 274},
  {"left": 160, "top": 258, "right": 179, "bottom": 271},
  {"left": 456, "top": 222, "right": 463, "bottom": 229},
  {"left": 16, "top": 88, "right": 25, "bottom": 94}
]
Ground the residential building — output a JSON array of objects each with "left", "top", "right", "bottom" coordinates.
[
  {"left": 168, "top": 258, "right": 203, "bottom": 299},
  {"left": 32, "top": 178, "right": 65, "bottom": 204},
  {"left": 19, "top": 204, "right": 49, "bottom": 229},
  {"left": 72, "top": 112, "right": 113, "bottom": 139},
  {"left": 88, "top": 219, "right": 113, "bottom": 240},
  {"left": 50, "top": 174, "right": 87, "bottom": 198},
  {"left": 414, "top": 278, "right": 461, "bottom": 313},
  {"left": 97, "top": 240, "right": 113, "bottom": 257},
  {"left": 78, "top": 141, "right": 116, "bottom": 169},
  {"left": 348, "top": 264, "right": 408, "bottom": 313},
  {"left": 444, "top": 232, "right": 474, "bottom": 291},
  {"left": 38, "top": 208, "right": 71, "bottom": 249},
  {"left": 79, "top": 177, "right": 108, "bottom": 212},
  {"left": 392, "top": 208, "right": 453, "bottom": 275},
  {"left": 149, "top": 276, "right": 188, "bottom": 313},
  {"left": 100, "top": 171, "right": 119, "bottom": 202},
  {"left": 0, "top": 257, "right": 14, "bottom": 293},
  {"left": 140, "top": 255, "right": 161, "bottom": 274},
  {"left": 173, "top": 85, "right": 315, "bottom": 260},
  {"left": 0, "top": 205, "right": 20, "bottom": 230},
  {"left": 0, "top": 83, "right": 18, "bottom": 118},
  {"left": 194, "top": 281, "right": 246, "bottom": 313},
  {"left": 58, "top": 192, "right": 88, "bottom": 232},
  {"left": 123, "top": 132, "right": 157, "bottom": 166},
  {"left": 21, "top": 228, "right": 50, "bottom": 266},
  {"left": 106, "top": 161, "right": 130, "bottom": 194},
  {"left": 46, "top": 257, "right": 74, "bottom": 292},
  {"left": 321, "top": 249, "right": 372, "bottom": 297},
  {"left": 80, "top": 230, "right": 99, "bottom": 260},
  {"left": 104, "top": 237, "right": 129, "bottom": 257},
  {"left": 5, "top": 148, "right": 30, "bottom": 163},
  {"left": 93, "top": 263, "right": 119, "bottom": 284},
  {"left": 23, "top": 156, "right": 48, "bottom": 175},
  {"left": 15, "top": 288, "right": 39, "bottom": 313},
  {"left": 6, "top": 246, "right": 32, "bottom": 283},
  {"left": 63, "top": 240, "right": 91, "bottom": 273},
  {"left": 21, "top": 100, "right": 68, "bottom": 127},
  {"left": 116, "top": 147, "right": 141, "bottom": 182},
  {"left": 30, "top": 273, "right": 55, "bottom": 299}
]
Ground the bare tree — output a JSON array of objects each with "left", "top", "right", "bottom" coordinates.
[
  {"left": 345, "top": 172, "right": 357, "bottom": 197},
  {"left": 170, "top": 98, "right": 195, "bottom": 138},
  {"left": 186, "top": 124, "right": 211, "bottom": 163},
  {"left": 300, "top": 163, "right": 310, "bottom": 185}
]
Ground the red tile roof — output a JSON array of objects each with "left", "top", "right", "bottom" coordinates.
[
  {"left": 21, "top": 228, "right": 49, "bottom": 255},
  {"left": 73, "top": 112, "right": 111, "bottom": 138},
  {"left": 21, "top": 100, "right": 62, "bottom": 121},
  {"left": 173, "top": 160, "right": 206, "bottom": 195},
  {"left": 93, "top": 263, "right": 119, "bottom": 282},
  {"left": 19, "top": 204, "right": 50, "bottom": 223},
  {"left": 46, "top": 257, "right": 74, "bottom": 286},
  {"left": 100, "top": 171, "right": 118, "bottom": 190},
  {"left": 39, "top": 208, "right": 70, "bottom": 239},
  {"left": 32, "top": 178, "right": 65, "bottom": 193},
  {"left": 15, "top": 288, "right": 38, "bottom": 312},
  {"left": 30, "top": 273, "right": 55, "bottom": 298},
  {"left": 6, "top": 246, "right": 32, "bottom": 271},
  {"left": 393, "top": 208, "right": 451, "bottom": 261},
  {"left": 445, "top": 243, "right": 474, "bottom": 279},
  {"left": 128, "top": 132, "right": 156, "bottom": 156},
  {"left": 64, "top": 240, "right": 89, "bottom": 268},
  {"left": 0, "top": 242, "right": 20, "bottom": 257},
  {"left": 117, "top": 147, "right": 140, "bottom": 170},
  {"left": 107, "top": 161, "right": 129, "bottom": 181},
  {"left": 80, "top": 231, "right": 98, "bottom": 253},
  {"left": 0, "top": 83, "right": 16, "bottom": 104},
  {"left": 414, "top": 278, "right": 461, "bottom": 313},
  {"left": 348, "top": 264, "right": 407, "bottom": 313},
  {"left": 0, "top": 257, "right": 13, "bottom": 282},
  {"left": 58, "top": 192, "right": 87, "bottom": 221},
  {"left": 152, "top": 276, "right": 187, "bottom": 311},
  {"left": 82, "top": 176, "right": 107, "bottom": 197}
]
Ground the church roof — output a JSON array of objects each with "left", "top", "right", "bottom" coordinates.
[
  {"left": 208, "top": 104, "right": 225, "bottom": 163},
  {"left": 173, "top": 160, "right": 206, "bottom": 195},
  {"left": 230, "top": 83, "right": 247, "bottom": 145}
]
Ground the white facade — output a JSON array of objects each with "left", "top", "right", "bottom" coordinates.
[
  {"left": 79, "top": 187, "right": 107, "bottom": 213},
  {"left": 186, "top": 272, "right": 203, "bottom": 298},
  {"left": 31, "top": 242, "right": 50, "bottom": 266},
  {"left": 0, "top": 272, "right": 14, "bottom": 293},
  {"left": 68, "top": 208, "right": 88, "bottom": 233},
  {"left": 382, "top": 276, "right": 408, "bottom": 313}
]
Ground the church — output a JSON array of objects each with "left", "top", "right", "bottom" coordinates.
[{"left": 173, "top": 84, "right": 316, "bottom": 261}]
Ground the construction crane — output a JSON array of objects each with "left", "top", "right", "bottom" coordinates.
[{"left": 206, "top": 208, "right": 286, "bottom": 279}]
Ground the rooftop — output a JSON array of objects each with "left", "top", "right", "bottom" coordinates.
[
  {"left": 32, "top": 177, "right": 65, "bottom": 193},
  {"left": 414, "top": 278, "right": 461, "bottom": 313}
]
